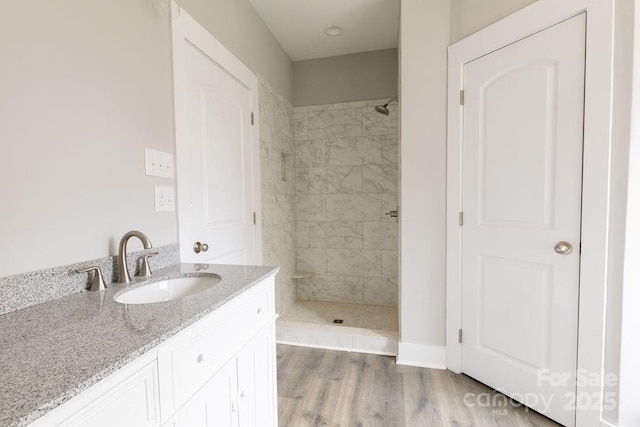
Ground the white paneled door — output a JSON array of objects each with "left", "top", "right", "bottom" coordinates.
[
  {"left": 461, "top": 14, "right": 585, "bottom": 426},
  {"left": 172, "top": 11, "right": 261, "bottom": 265}
]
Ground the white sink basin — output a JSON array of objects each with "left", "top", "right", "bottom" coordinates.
[{"left": 114, "top": 275, "right": 221, "bottom": 304}]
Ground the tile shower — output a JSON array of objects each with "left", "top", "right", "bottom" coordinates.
[
  {"left": 259, "top": 82, "right": 399, "bottom": 354},
  {"left": 293, "top": 101, "right": 398, "bottom": 306}
]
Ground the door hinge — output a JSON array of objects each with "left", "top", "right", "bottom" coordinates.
[
  {"left": 253, "top": 212, "right": 257, "bottom": 224},
  {"left": 251, "top": 112, "right": 255, "bottom": 125},
  {"left": 460, "top": 90, "right": 465, "bottom": 106},
  {"left": 458, "top": 211, "right": 464, "bottom": 226},
  {"left": 458, "top": 329, "right": 463, "bottom": 344}
]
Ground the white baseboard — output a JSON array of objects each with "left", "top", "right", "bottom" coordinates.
[{"left": 396, "top": 342, "right": 446, "bottom": 369}]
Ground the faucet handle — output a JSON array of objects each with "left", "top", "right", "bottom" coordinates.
[
  {"left": 76, "top": 266, "right": 107, "bottom": 292},
  {"left": 138, "top": 252, "right": 159, "bottom": 278}
]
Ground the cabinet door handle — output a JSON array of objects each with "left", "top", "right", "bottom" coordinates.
[
  {"left": 197, "top": 353, "right": 207, "bottom": 364},
  {"left": 257, "top": 307, "right": 262, "bottom": 314}
]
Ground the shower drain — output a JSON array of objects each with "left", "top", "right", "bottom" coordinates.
[{"left": 333, "top": 319, "right": 344, "bottom": 324}]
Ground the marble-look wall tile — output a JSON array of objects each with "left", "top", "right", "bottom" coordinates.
[
  {"left": 381, "top": 135, "right": 399, "bottom": 164},
  {"left": 363, "top": 222, "right": 398, "bottom": 250},
  {"left": 293, "top": 98, "right": 399, "bottom": 306},
  {"left": 327, "top": 249, "right": 381, "bottom": 277},
  {"left": 363, "top": 104, "right": 398, "bottom": 136},
  {"left": 381, "top": 250, "right": 398, "bottom": 279},
  {"left": 325, "top": 166, "right": 363, "bottom": 194},
  {"left": 262, "top": 193, "right": 295, "bottom": 226},
  {"left": 297, "top": 275, "right": 363, "bottom": 304},
  {"left": 296, "top": 221, "right": 310, "bottom": 248},
  {"left": 296, "top": 195, "right": 326, "bottom": 221},
  {"left": 381, "top": 193, "right": 398, "bottom": 221},
  {"left": 295, "top": 139, "right": 326, "bottom": 167},
  {"left": 327, "top": 194, "right": 381, "bottom": 221},
  {"left": 297, "top": 248, "right": 327, "bottom": 275},
  {"left": 364, "top": 98, "right": 395, "bottom": 107},
  {"left": 295, "top": 168, "right": 309, "bottom": 194},
  {"left": 363, "top": 277, "right": 398, "bottom": 305},
  {"left": 363, "top": 164, "right": 398, "bottom": 193},
  {"left": 308, "top": 109, "right": 363, "bottom": 139},
  {"left": 314, "top": 101, "right": 367, "bottom": 111},
  {"left": 294, "top": 105, "right": 317, "bottom": 113},
  {"left": 294, "top": 113, "right": 308, "bottom": 140},
  {"left": 326, "top": 137, "right": 381, "bottom": 166},
  {"left": 259, "top": 75, "right": 297, "bottom": 313},
  {"left": 282, "top": 221, "right": 297, "bottom": 253},
  {"left": 308, "top": 167, "right": 327, "bottom": 194},
  {"left": 309, "top": 222, "right": 363, "bottom": 249},
  {"left": 261, "top": 158, "right": 279, "bottom": 195}
]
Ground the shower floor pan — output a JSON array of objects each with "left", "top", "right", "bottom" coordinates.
[{"left": 277, "top": 300, "right": 398, "bottom": 356}]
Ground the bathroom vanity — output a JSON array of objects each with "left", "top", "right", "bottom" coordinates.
[{"left": 0, "top": 264, "right": 278, "bottom": 427}]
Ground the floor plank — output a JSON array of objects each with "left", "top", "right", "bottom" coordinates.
[{"left": 277, "top": 345, "right": 560, "bottom": 427}]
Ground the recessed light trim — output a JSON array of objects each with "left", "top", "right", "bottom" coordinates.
[{"left": 324, "top": 26, "right": 344, "bottom": 37}]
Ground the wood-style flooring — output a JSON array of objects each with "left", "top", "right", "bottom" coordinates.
[{"left": 277, "top": 345, "right": 559, "bottom": 427}]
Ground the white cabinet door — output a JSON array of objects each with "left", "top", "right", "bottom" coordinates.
[
  {"left": 172, "top": 10, "right": 261, "bottom": 266},
  {"left": 59, "top": 361, "right": 159, "bottom": 427},
  {"left": 173, "top": 361, "right": 237, "bottom": 427},
  {"left": 237, "top": 324, "right": 277, "bottom": 427},
  {"left": 461, "top": 14, "right": 585, "bottom": 426},
  {"left": 172, "top": 325, "right": 277, "bottom": 427}
]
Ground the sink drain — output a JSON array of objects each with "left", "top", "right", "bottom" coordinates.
[{"left": 333, "top": 319, "right": 344, "bottom": 324}]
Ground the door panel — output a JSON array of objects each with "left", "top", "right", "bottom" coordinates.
[
  {"left": 173, "top": 17, "right": 259, "bottom": 266},
  {"left": 480, "top": 63, "right": 557, "bottom": 227},
  {"left": 201, "top": 88, "right": 246, "bottom": 227},
  {"left": 461, "top": 14, "right": 585, "bottom": 426},
  {"left": 479, "top": 256, "right": 552, "bottom": 368}
]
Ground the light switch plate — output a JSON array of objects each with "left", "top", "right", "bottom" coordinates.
[
  {"left": 154, "top": 186, "right": 175, "bottom": 212},
  {"left": 145, "top": 148, "right": 174, "bottom": 178}
]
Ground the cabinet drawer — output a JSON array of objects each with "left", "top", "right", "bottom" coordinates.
[{"left": 171, "top": 285, "right": 270, "bottom": 406}]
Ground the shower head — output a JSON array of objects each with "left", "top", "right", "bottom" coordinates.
[
  {"left": 375, "top": 104, "right": 390, "bottom": 115},
  {"left": 374, "top": 97, "right": 397, "bottom": 115}
]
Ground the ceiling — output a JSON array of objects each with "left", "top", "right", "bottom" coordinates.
[{"left": 248, "top": 0, "right": 400, "bottom": 62}]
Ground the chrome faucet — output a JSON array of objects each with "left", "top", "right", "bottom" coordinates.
[{"left": 117, "top": 230, "right": 153, "bottom": 284}]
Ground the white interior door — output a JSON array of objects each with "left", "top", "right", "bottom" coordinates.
[
  {"left": 172, "top": 11, "right": 261, "bottom": 265},
  {"left": 461, "top": 14, "right": 585, "bottom": 426}
]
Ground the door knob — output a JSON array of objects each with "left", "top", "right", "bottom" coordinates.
[
  {"left": 193, "top": 241, "right": 209, "bottom": 253},
  {"left": 554, "top": 241, "right": 573, "bottom": 255}
]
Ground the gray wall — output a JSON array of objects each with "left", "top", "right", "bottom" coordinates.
[
  {"left": 450, "top": 0, "right": 537, "bottom": 43},
  {"left": 182, "top": 0, "right": 293, "bottom": 101},
  {"left": 0, "top": 0, "right": 292, "bottom": 278},
  {"left": 0, "top": 1, "right": 177, "bottom": 277},
  {"left": 293, "top": 49, "right": 398, "bottom": 107}
]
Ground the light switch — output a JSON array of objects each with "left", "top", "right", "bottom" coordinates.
[
  {"left": 145, "top": 148, "right": 174, "bottom": 178},
  {"left": 155, "top": 186, "right": 175, "bottom": 212}
]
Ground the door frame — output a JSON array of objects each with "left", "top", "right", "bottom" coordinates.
[
  {"left": 171, "top": 8, "right": 262, "bottom": 264},
  {"left": 446, "top": 0, "right": 615, "bottom": 425}
]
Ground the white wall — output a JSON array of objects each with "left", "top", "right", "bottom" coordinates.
[
  {"left": 450, "top": 0, "right": 537, "bottom": 42},
  {"left": 0, "top": 1, "right": 177, "bottom": 277},
  {"left": 398, "top": 0, "right": 449, "bottom": 366},
  {"left": 182, "top": 0, "right": 293, "bottom": 101},
  {"left": 618, "top": 2, "right": 640, "bottom": 425},
  {"left": 603, "top": 1, "right": 635, "bottom": 424}
]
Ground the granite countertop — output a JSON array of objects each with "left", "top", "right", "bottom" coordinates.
[{"left": 0, "top": 263, "right": 279, "bottom": 427}]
